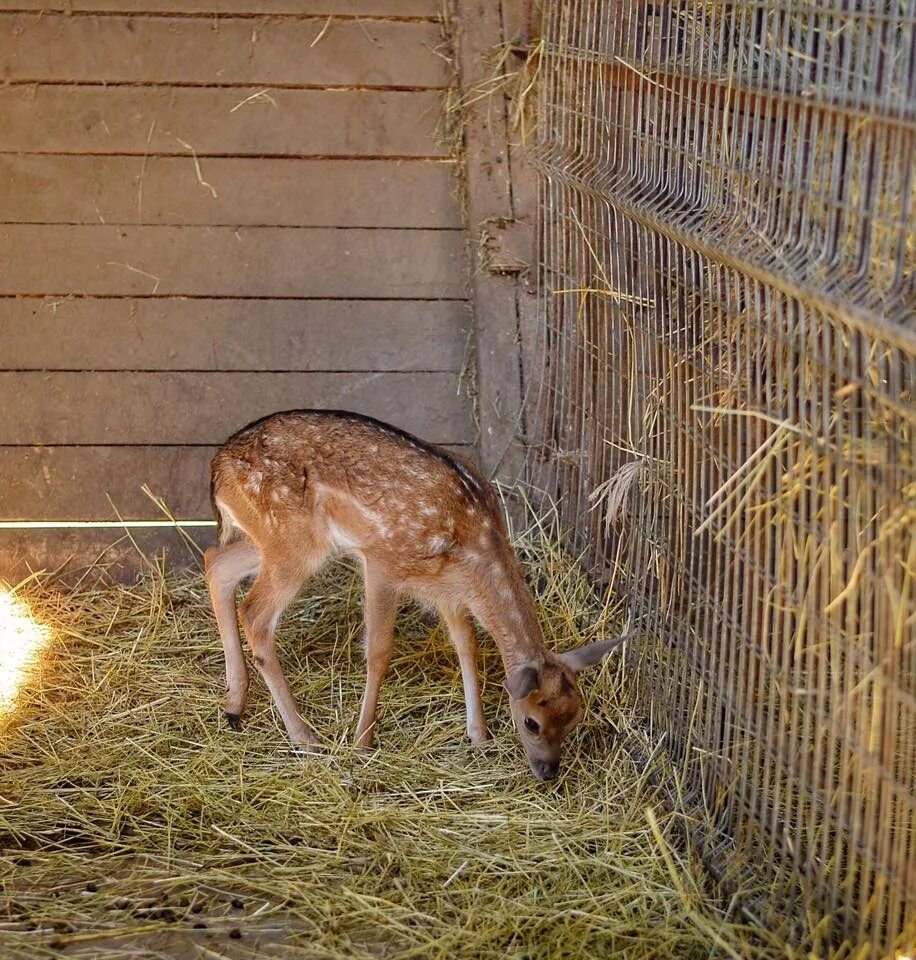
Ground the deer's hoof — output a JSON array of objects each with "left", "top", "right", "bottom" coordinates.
[
  {"left": 290, "top": 724, "right": 318, "bottom": 748},
  {"left": 225, "top": 711, "right": 243, "bottom": 732},
  {"left": 292, "top": 733, "right": 322, "bottom": 762}
]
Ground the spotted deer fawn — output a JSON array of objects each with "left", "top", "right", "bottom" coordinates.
[{"left": 204, "top": 409, "right": 619, "bottom": 780}]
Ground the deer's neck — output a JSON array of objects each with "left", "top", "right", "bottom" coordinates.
[{"left": 464, "top": 541, "right": 546, "bottom": 672}]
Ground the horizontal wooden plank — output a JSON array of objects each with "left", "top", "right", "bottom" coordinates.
[
  {"left": 0, "top": 15, "right": 448, "bottom": 87},
  {"left": 0, "top": 527, "right": 210, "bottom": 582},
  {"left": 0, "top": 87, "right": 446, "bottom": 156},
  {"left": 0, "top": 442, "right": 478, "bottom": 520},
  {"left": 0, "top": 372, "right": 475, "bottom": 444},
  {"left": 0, "top": 2, "right": 438, "bottom": 14},
  {"left": 0, "top": 156, "right": 460, "bottom": 227},
  {"left": 0, "top": 446, "right": 216, "bottom": 519},
  {"left": 0, "top": 226, "right": 467, "bottom": 297},
  {"left": 0, "top": 298, "right": 471, "bottom": 371}
]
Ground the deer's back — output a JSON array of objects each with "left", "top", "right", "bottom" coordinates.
[{"left": 210, "top": 410, "right": 503, "bottom": 574}]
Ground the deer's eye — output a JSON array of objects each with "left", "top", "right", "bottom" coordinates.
[{"left": 524, "top": 717, "right": 540, "bottom": 734}]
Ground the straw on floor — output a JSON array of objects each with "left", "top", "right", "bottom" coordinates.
[{"left": 1, "top": 531, "right": 781, "bottom": 960}]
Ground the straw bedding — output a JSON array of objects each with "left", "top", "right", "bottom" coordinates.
[{"left": 0, "top": 532, "right": 779, "bottom": 959}]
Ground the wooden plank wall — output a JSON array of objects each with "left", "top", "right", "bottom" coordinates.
[{"left": 0, "top": 0, "right": 473, "bottom": 576}]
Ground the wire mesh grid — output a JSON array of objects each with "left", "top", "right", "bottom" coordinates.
[{"left": 524, "top": 0, "right": 915, "bottom": 953}]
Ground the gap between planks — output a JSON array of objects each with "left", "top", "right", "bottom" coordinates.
[
  {"left": 0, "top": 222, "right": 468, "bottom": 234},
  {"left": 0, "top": 295, "right": 469, "bottom": 302},
  {"left": 1, "top": 81, "right": 449, "bottom": 92},
  {"left": 0, "top": 222, "right": 465, "bottom": 230},
  {"left": 0, "top": 443, "right": 475, "bottom": 449},
  {"left": 0, "top": 368, "right": 463, "bottom": 374},
  {"left": 0, "top": 11, "right": 441, "bottom": 22},
  {"left": 0, "top": 152, "right": 455, "bottom": 161}
]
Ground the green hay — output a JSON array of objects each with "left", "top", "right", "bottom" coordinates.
[{"left": 0, "top": 533, "right": 780, "bottom": 959}]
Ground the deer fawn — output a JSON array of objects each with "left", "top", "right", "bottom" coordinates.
[{"left": 204, "top": 410, "right": 619, "bottom": 780}]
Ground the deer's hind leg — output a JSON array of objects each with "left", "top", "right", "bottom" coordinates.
[
  {"left": 240, "top": 541, "right": 329, "bottom": 748},
  {"left": 205, "top": 539, "right": 260, "bottom": 729},
  {"left": 355, "top": 561, "right": 399, "bottom": 750}
]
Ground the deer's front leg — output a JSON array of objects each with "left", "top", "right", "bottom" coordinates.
[
  {"left": 355, "top": 565, "right": 398, "bottom": 750},
  {"left": 441, "top": 606, "right": 488, "bottom": 744}
]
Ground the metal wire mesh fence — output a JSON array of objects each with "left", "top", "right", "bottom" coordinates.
[{"left": 524, "top": 1, "right": 915, "bottom": 952}]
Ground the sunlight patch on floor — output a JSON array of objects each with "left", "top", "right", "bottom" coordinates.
[{"left": 0, "top": 587, "right": 52, "bottom": 718}]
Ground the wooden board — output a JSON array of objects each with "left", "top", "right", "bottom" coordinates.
[
  {"left": 0, "top": 298, "right": 470, "bottom": 371},
  {"left": 0, "top": 446, "right": 216, "bottom": 519},
  {"left": 0, "top": 15, "right": 448, "bottom": 87},
  {"left": 0, "top": 225, "right": 466, "bottom": 297},
  {"left": 499, "top": 0, "right": 540, "bottom": 481},
  {"left": 0, "top": 372, "right": 475, "bottom": 444},
  {"left": 0, "top": 2, "right": 439, "bottom": 14},
  {"left": 0, "top": 442, "right": 478, "bottom": 519},
  {"left": 0, "top": 86, "right": 447, "bottom": 156},
  {"left": 0, "top": 528, "right": 211, "bottom": 582},
  {"left": 455, "top": 0, "right": 523, "bottom": 480},
  {"left": 0, "top": 156, "right": 460, "bottom": 227}
]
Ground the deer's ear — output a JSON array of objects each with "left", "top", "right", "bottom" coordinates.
[
  {"left": 504, "top": 664, "right": 540, "bottom": 700},
  {"left": 558, "top": 637, "right": 622, "bottom": 674}
]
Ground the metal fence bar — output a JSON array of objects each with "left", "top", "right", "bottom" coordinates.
[{"left": 525, "top": 0, "right": 915, "bottom": 952}]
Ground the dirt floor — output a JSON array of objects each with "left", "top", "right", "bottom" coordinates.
[{"left": 0, "top": 543, "right": 777, "bottom": 959}]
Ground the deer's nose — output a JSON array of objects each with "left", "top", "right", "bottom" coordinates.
[{"left": 533, "top": 758, "right": 560, "bottom": 781}]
